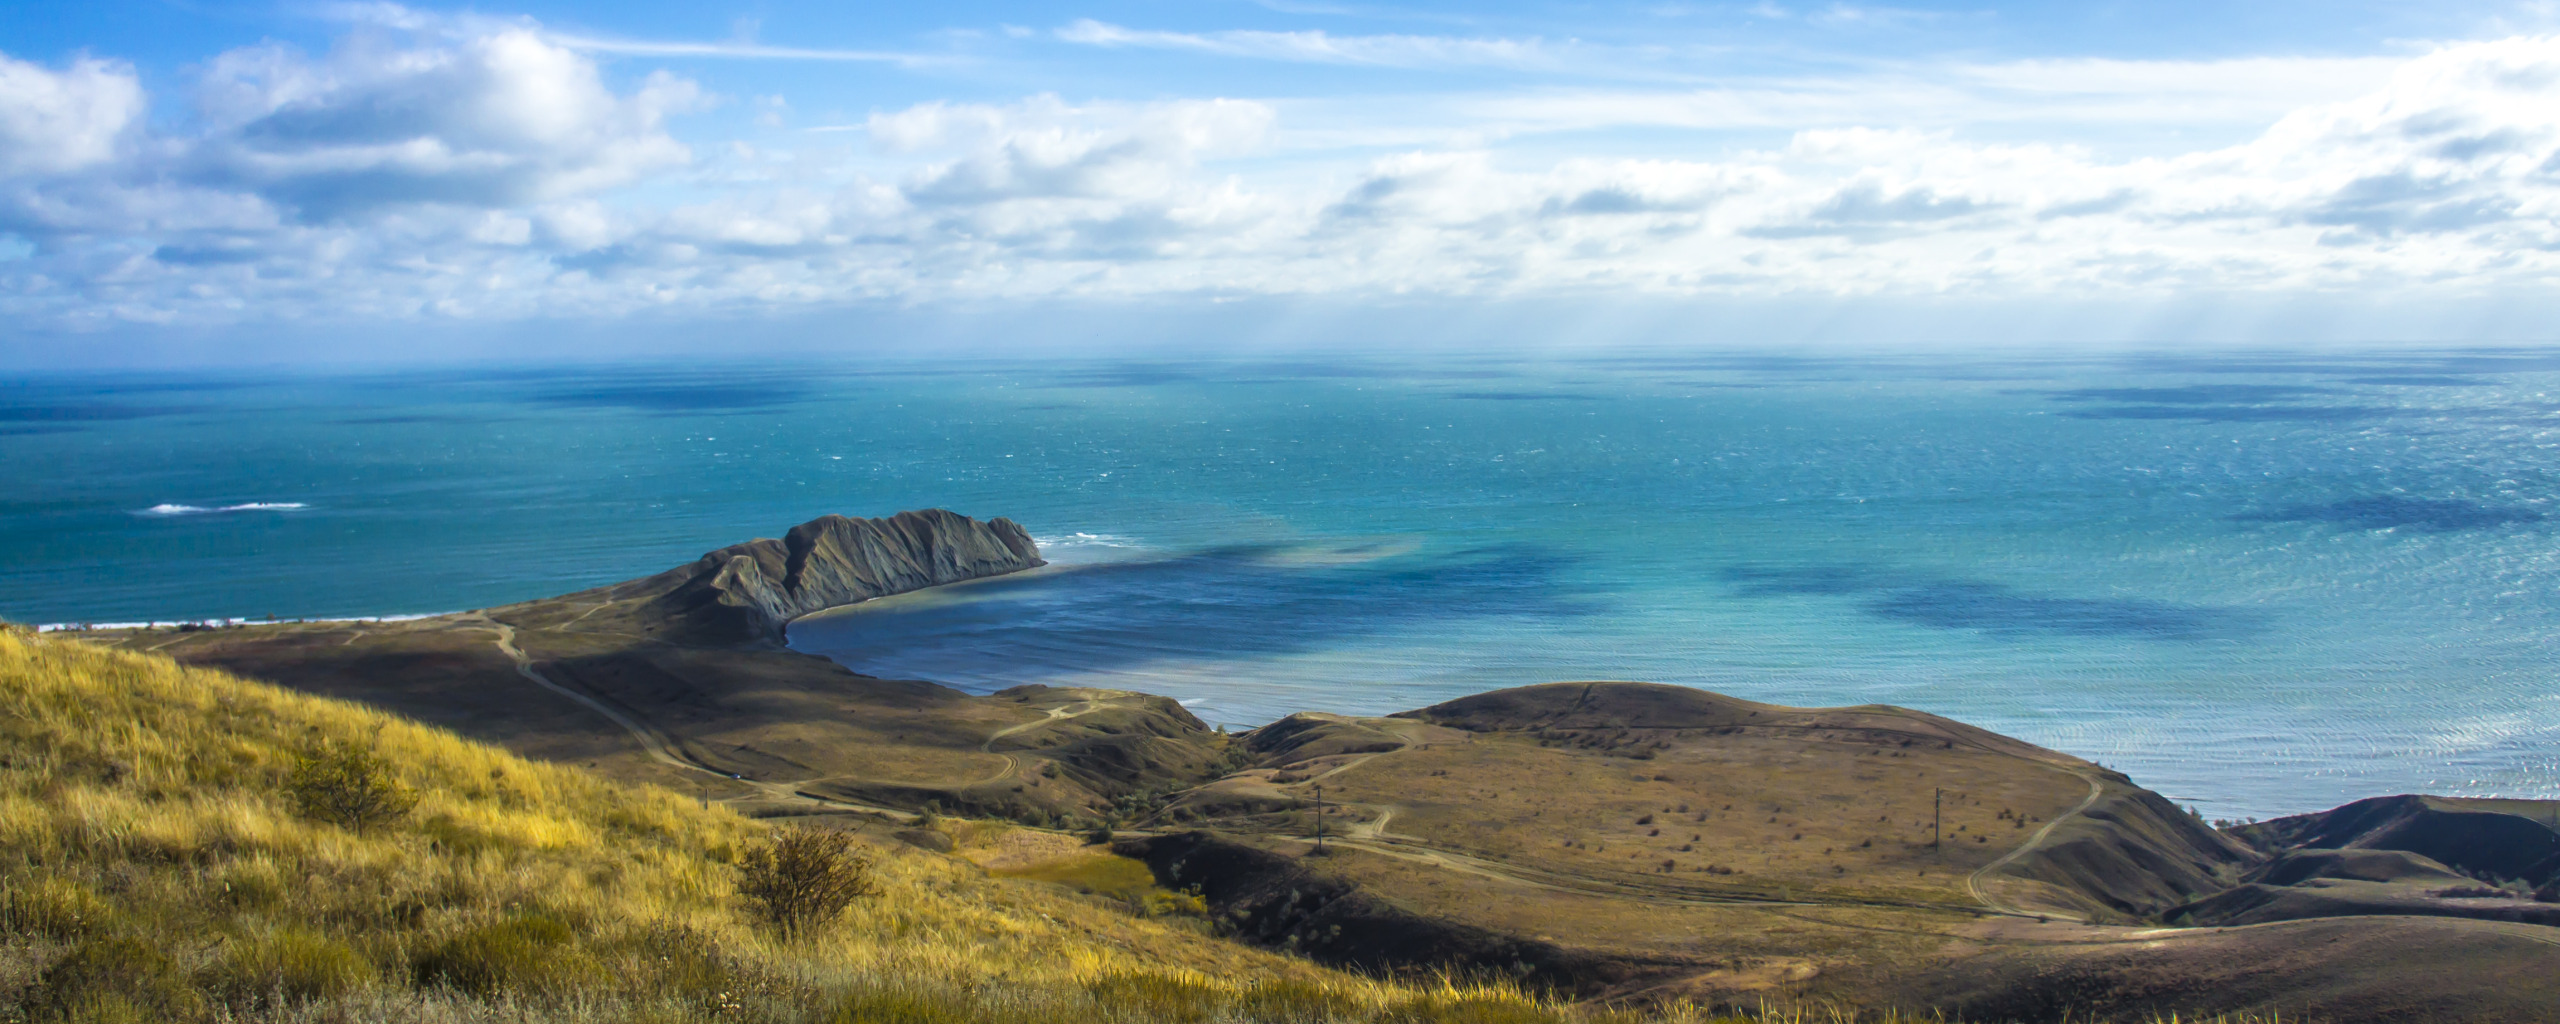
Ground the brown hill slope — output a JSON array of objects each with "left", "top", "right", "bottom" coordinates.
[
  {"left": 1137, "top": 682, "right": 2559, "bottom": 1021},
  {"left": 2231, "top": 794, "right": 2560, "bottom": 886},
  {"left": 2163, "top": 794, "right": 2560, "bottom": 929}
]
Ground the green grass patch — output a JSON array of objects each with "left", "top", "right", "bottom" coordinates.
[{"left": 991, "top": 850, "right": 1160, "bottom": 900}]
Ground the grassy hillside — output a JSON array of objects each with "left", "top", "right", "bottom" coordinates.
[
  {"left": 0, "top": 628, "right": 1584, "bottom": 1024},
  {"left": 0, "top": 629, "right": 2310, "bottom": 1023}
]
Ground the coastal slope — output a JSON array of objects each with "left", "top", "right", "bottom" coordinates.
[{"left": 0, "top": 628, "right": 1563, "bottom": 1024}]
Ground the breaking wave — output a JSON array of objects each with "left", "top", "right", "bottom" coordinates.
[{"left": 137, "top": 502, "right": 309, "bottom": 516}]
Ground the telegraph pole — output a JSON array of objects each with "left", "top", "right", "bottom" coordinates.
[
  {"left": 1313, "top": 783, "right": 1328, "bottom": 855},
  {"left": 1933, "top": 788, "right": 1943, "bottom": 859}
]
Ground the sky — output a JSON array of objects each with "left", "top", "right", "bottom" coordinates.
[{"left": 6, "top": 0, "right": 2560, "bottom": 363}]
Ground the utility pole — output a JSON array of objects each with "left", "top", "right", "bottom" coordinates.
[
  {"left": 1933, "top": 788, "right": 1943, "bottom": 859},
  {"left": 1313, "top": 783, "right": 1328, "bottom": 855}
]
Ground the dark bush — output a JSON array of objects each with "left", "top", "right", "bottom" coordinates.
[
  {"left": 737, "top": 827, "right": 880, "bottom": 935},
  {"left": 285, "top": 743, "right": 417, "bottom": 834}
]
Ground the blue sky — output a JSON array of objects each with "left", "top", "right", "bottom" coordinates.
[{"left": 6, "top": 1, "right": 2560, "bottom": 362}]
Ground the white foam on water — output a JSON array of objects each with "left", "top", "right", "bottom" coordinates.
[
  {"left": 1034, "top": 532, "right": 1151, "bottom": 564},
  {"left": 36, "top": 611, "right": 454, "bottom": 632},
  {"left": 137, "top": 502, "right": 310, "bottom": 516},
  {"left": 1037, "top": 531, "right": 1140, "bottom": 549}
]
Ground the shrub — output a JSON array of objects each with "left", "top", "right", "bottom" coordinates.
[
  {"left": 23, "top": 936, "right": 206, "bottom": 1023},
  {"left": 201, "top": 926, "right": 375, "bottom": 1005},
  {"left": 1141, "top": 888, "right": 1211, "bottom": 918},
  {"left": 285, "top": 742, "right": 418, "bottom": 835},
  {"left": 414, "top": 914, "right": 596, "bottom": 996},
  {"left": 737, "top": 827, "right": 879, "bottom": 935}
]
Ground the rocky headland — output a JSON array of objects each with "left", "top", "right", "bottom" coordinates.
[{"left": 526, "top": 508, "right": 1045, "bottom": 645}]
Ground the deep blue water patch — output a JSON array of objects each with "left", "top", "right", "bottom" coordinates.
[
  {"left": 1863, "top": 582, "right": 2254, "bottom": 641},
  {"left": 528, "top": 380, "right": 811, "bottom": 412},
  {"left": 2057, "top": 405, "right": 2393, "bottom": 423},
  {"left": 2238, "top": 497, "right": 2545, "bottom": 532},
  {"left": 2344, "top": 376, "right": 2493, "bottom": 387},
  {"left": 1040, "top": 363, "right": 1207, "bottom": 388},
  {"left": 1722, "top": 564, "right": 1893, "bottom": 597},
  {"left": 337, "top": 413, "right": 517, "bottom": 425},
  {"left": 1720, "top": 565, "right": 2252, "bottom": 642},
  {"left": 2047, "top": 385, "right": 2337, "bottom": 405},
  {"left": 0, "top": 403, "right": 200, "bottom": 422},
  {"left": 797, "top": 544, "right": 1605, "bottom": 683}
]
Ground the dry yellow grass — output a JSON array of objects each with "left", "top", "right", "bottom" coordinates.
[{"left": 0, "top": 629, "right": 2278, "bottom": 1024}]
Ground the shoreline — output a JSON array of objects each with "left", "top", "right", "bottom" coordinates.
[{"left": 37, "top": 610, "right": 459, "bottom": 633}]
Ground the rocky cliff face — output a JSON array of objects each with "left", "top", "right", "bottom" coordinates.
[{"left": 569, "top": 509, "right": 1044, "bottom": 645}]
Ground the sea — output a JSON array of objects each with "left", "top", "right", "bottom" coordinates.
[{"left": 7, "top": 349, "right": 2559, "bottom": 820}]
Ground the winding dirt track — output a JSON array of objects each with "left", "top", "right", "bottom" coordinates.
[
  {"left": 978, "top": 699, "right": 1126, "bottom": 784},
  {"left": 1967, "top": 769, "right": 2107, "bottom": 918},
  {"left": 473, "top": 616, "right": 905, "bottom": 817}
]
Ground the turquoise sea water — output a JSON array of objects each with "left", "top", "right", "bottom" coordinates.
[{"left": 7, "top": 351, "right": 2560, "bottom": 819}]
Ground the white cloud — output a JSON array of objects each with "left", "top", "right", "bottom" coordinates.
[
  {"left": 189, "top": 30, "right": 699, "bottom": 219},
  {"left": 544, "top": 34, "right": 933, "bottom": 66},
  {"left": 885, "top": 96, "right": 1273, "bottom": 202},
  {"left": 7, "top": 29, "right": 2560, "bottom": 332},
  {"left": 1055, "top": 19, "right": 1561, "bottom": 71},
  {"left": 0, "top": 54, "right": 146, "bottom": 177}
]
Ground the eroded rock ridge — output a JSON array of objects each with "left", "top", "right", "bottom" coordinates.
[{"left": 614, "top": 509, "right": 1043, "bottom": 644}]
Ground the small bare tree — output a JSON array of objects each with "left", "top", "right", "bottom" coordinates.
[
  {"left": 737, "top": 827, "right": 880, "bottom": 934},
  {"left": 285, "top": 742, "right": 417, "bottom": 835}
]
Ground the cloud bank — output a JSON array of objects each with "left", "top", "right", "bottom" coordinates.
[{"left": 2, "top": 18, "right": 2558, "bottom": 340}]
